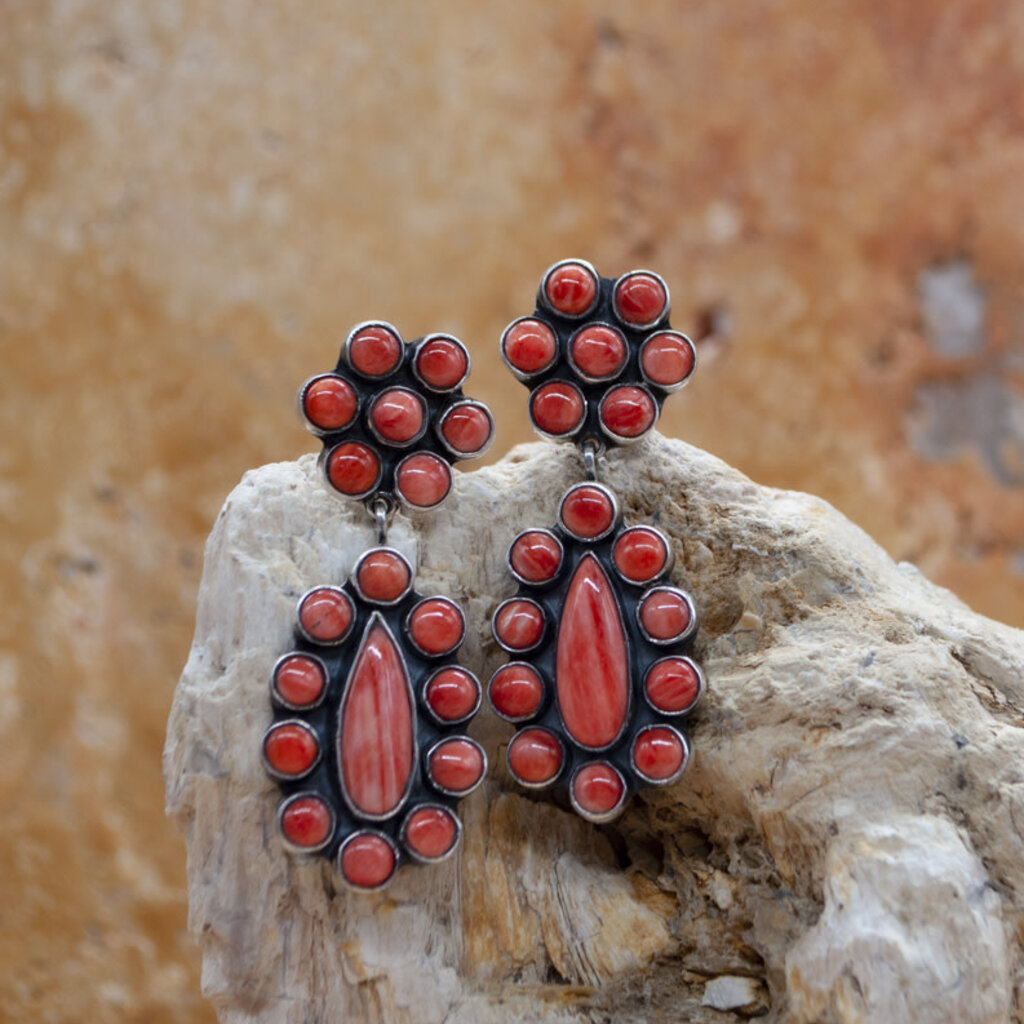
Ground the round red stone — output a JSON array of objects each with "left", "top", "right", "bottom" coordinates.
[
  {"left": 601, "top": 386, "right": 656, "bottom": 438},
  {"left": 356, "top": 549, "right": 411, "bottom": 603},
  {"left": 615, "top": 272, "right": 668, "bottom": 326},
  {"left": 572, "top": 763, "right": 625, "bottom": 816},
  {"left": 508, "top": 729, "right": 563, "bottom": 785},
  {"left": 370, "top": 388, "right": 425, "bottom": 444},
  {"left": 441, "top": 402, "right": 493, "bottom": 455},
  {"left": 280, "top": 795, "right": 333, "bottom": 848},
  {"left": 530, "top": 382, "right": 585, "bottom": 436},
  {"left": 545, "top": 261, "right": 598, "bottom": 317},
  {"left": 408, "top": 598, "right": 465, "bottom": 655},
  {"left": 509, "top": 530, "right": 562, "bottom": 583},
  {"left": 639, "top": 589, "right": 693, "bottom": 641},
  {"left": 570, "top": 325, "right": 627, "bottom": 379},
  {"left": 264, "top": 722, "right": 319, "bottom": 777},
  {"left": 560, "top": 484, "right": 615, "bottom": 539},
  {"left": 632, "top": 726, "right": 686, "bottom": 781},
  {"left": 404, "top": 807, "right": 459, "bottom": 860},
  {"left": 429, "top": 738, "right": 485, "bottom": 793},
  {"left": 502, "top": 318, "right": 557, "bottom": 375},
  {"left": 613, "top": 527, "right": 668, "bottom": 583},
  {"left": 349, "top": 324, "right": 402, "bottom": 377},
  {"left": 298, "top": 587, "right": 354, "bottom": 643},
  {"left": 425, "top": 667, "right": 480, "bottom": 722},
  {"left": 489, "top": 663, "right": 544, "bottom": 720},
  {"left": 326, "top": 442, "right": 380, "bottom": 496},
  {"left": 302, "top": 375, "right": 357, "bottom": 431},
  {"left": 641, "top": 331, "right": 695, "bottom": 387},
  {"left": 273, "top": 654, "right": 326, "bottom": 707},
  {"left": 396, "top": 452, "right": 451, "bottom": 508},
  {"left": 494, "top": 599, "right": 545, "bottom": 651},
  {"left": 340, "top": 833, "right": 396, "bottom": 889},
  {"left": 416, "top": 336, "right": 468, "bottom": 389},
  {"left": 645, "top": 658, "right": 701, "bottom": 713}
]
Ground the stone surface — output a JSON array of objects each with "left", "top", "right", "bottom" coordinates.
[{"left": 167, "top": 435, "right": 1024, "bottom": 1022}]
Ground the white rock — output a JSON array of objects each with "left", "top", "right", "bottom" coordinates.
[{"left": 703, "top": 975, "right": 765, "bottom": 1012}]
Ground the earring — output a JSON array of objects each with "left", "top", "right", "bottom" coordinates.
[
  {"left": 489, "top": 259, "right": 704, "bottom": 822},
  {"left": 263, "top": 322, "right": 495, "bottom": 890}
]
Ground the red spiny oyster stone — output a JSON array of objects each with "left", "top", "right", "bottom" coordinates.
[
  {"left": 348, "top": 324, "right": 403, "bottom": 377},
  {"left": 639, "top": 588, "right": 693, "bottom": 641},
  {"left": 370, "top": 388, "right": 425, "bottom": 444},
  {"left": 641, "top": 331, "right": 695, "bottom": 387},
  {"left": 560, "top": 484, "right": 615, "bottom": 539},
  {"left": 302, "top": 375, "right": 357, "bottom": 430},
  {"left": 489, "top": 663, "right": 544, "bottom": 720},
  {"left": 280, "top": 795, "right": 333, "bottom": 848},
  {"left": 507, "top": 728, "right": 563, "bottom": 785},
  {"left": 614, "top": 272, "right": 668, "bottom": 326},
  {"left": 570, "top": 324, "right": 627, "bottom": 379},
  {"left": 613, "top": 527, "right": 668, "bottom": 583},
  {"left": 396, "top": 453, "right": 451, "bottom": 508},
  {"left": 425, "top": 667, "right": 479, "bottom": 722},
  {"left": 356, "top": 549, "right": 411, "bottom": 603},
  {"left": 416, "top": 336, "right": 468, "bottom": 389},
  {"left": 644, "top": 657, "right": 701, "bottom": 713},
  {"left": 544, "top": 261, "right": 598, "bottom": 317},
  {"left": 298, "top": 587, "right": 354, "bottom": 643},
  {"left": 408, "top": 598, "right": 465, "bottom": 656},
  {"left": 632, "top": 726, "right": 686, "bottom": 781},
  {"left": 429, "top": 738, "right": 485, "bottom": 793},
  {"left": 339, "top": 621, "right": 415, "bottom": 817},
  {"left": 440, "top": 402, "right": 493, "bottom": 455},
  {"left": 326, "top": 441, "right": 381, "bottom": 496},
  {"left": 493, "top": 599, "right": 545, "bottom": 651},
  {"left": 404, "top": 807, "right": 458, "bottom": 859},
  {"left": 502, "top": 318, "right": 557, "bottom": 375},
  {"left": 530, "top": 382, "right": 585, "bottom": 436},
  {"left": 600, "top": 385, "right": 656, "bottom": 438},
  {"left": 556, "top": 554, "right": 630, "bottom": 749},
  {"left": 572, "top": 763, "right": 625, "bottom": 816},
  {"left": 263, "top": 722, "right": 320, "bottom": 776},
  {"left": 273, "top": 654, "right": 326, "bottom": 707},
  {"left": 340, "top": 833, "right": 396, "bottom": 888},
  {"left": 509, "top": 530, "right": 563, "bottom": 583}
]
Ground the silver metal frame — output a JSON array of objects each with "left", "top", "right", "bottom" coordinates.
[
  {"left": 424, "top": 735, "right": 488, "bottom": 798},
  {"left": 411, "top": 333, "right": 471, "bottom": 393},
  {"left": 350, "top": 546, "right": 415, "bottom": 607},
  {"left": 297, "top": 372, "right": 359, "bottom": 436},
  {"left": 276, "top": 791, "right": 336, "bottom": 855},
  {"left": 491, "top": 597, "right": 547, "bottom": 655},
  {"left": 638, "top": 330, "right": 697, "bottom": 393},
  {"left": 295, "top": 585, "right": 356, "bottom": 646},
  {"left": 405, "top": 596, "right": 467, "bottom": 658},
  {"left": 393, "top": 450, "right": 453, "bottom": 511},
  {"left": 499, "top": 315, "right": 559, "bottom": 381},
  {"left": 421, "top": 666, "right": 482, "bottom": 727},
  {"left": 322, "top": 440, "right": 384, "bottom": 501},
  {"left": 566, "top": 321, "right": 629, "bottom": 384},
  {"left": 539, "top": 258, "right": 600, "bottom": 320},
  {"left": 557, "top": 481, "right": 620, "bottom": 543},
  {"left": 635, "top": 586, "right": 698, "bottom": 646},
  {"left": 261, "top": 718, "right": 323, "bottom": 781},
  {"left": 642, "top": 656, "right": 706, "bottom": 717},
  {"left": 505, "top": 727, "right": 566, "bottom": 790},
  {"left": 505, "top": 528, "right": 565, "bottom": 587},
  {"left": 611, "top": 269, "right": 671, "bottom": 330},
  {"left": 436, "top": 398, "right": 496, "bottom": 459},
  {"left": 630, "top": 724, "right": 690, "bottom": 786},
  {"left": 270, "top": 651, "right": 329, "bottom": 712},
  {"left": 399, "top": 803, "right": 463, "bottom": 864},
  {"left": 597, "top": 383, "right": 660, "bottom": 445},
  {"left": 343, "top": 320, "right": 405, "bottom": 380},
  {"left": 610, "top": 525, "right": 673, "bottom": 587},
  {"left": 568, "top": 761, "right": 628, "bottom": 824},
  {"left": 336, "top": 828, "right": 400, "bottom": 892},
  {"left": 365, "top": 385, "right": 430, "bottom": 449},
  {"left": 487, "top": 661, "right": 546, "bottom": 724}
]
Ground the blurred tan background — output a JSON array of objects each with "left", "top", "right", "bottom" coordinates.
[{"left": 2, "top": 1, "right": 1024, "bottom": 1020}]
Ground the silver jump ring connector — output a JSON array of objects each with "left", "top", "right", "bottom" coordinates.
[
  {"left": 580, "top": 438, "right": 602, "bottom": 482},
  {"left": 371, "top": 496, "right": 392, "bottom": 545}
]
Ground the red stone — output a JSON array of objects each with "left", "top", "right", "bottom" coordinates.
[
  {"left": 298, "top": 587, "right": 354, "bottom": 643},
  {"left": 632, "top": 726, "right": 686, "bottom": 781},
  {"left": 429, "top": 738, "right": 485, "bottom": 793},
  {"left": 601, "top": 386, "right": 656, "bottom": 438},
  {"left": 441, "top": 402, "right": 493, "bottom": 455},
  {"left": 502, "top": 317, "right": 557, "bottom": 374},
  {"left": 545, "top": 261, "right": 598, "bottom": 317},
  {"left": 645, "top": 658, "right": 701, "bottom": 713},
  {"left": 339, "top": 620, "right": 415, "bottom": 817},
  {"left": 509, "top": 530, "right": 562, "bottom": 583},
  {"left": 641, "top": 331, "right": 695, "bottom": 387},
  {"left": 639, "top": 589, "right": 693, "bottom": 641},
  {"left": 493, "top": 599, "right": 545, "bottom": 651},
  {"left": 349, "top": 324, "right": 403, "bottom": 377},
  {"left": 273, "top": 654, "right": 326, "bottom": 707},
  {"left": 489, "top": 663, "right": 544, "bottom": 720},
  {"left": 560, "top": 484, "right": 615, "bottom": 539},
  {"left": 615, "top": 272, "right": 668, "bottom": 326},
  {"left": 396, "top": 453, "right": 452, "bottom": 508},
  {"left": 507, "top": 729, "right": 563, "bottom": 785},
  {"left": 613, "top": 527, "right": 668, "bottom": 583},
  {"left": 356, "top": 549, "right": 411, "bottom": 603},
  {"left": 570, "top": 325, "right": 627, "bottom": 379},
  {"left": 572, "top": 763, "right": 625, "bottom": 816},
  {"left": 340, "top": 833, "right": 396, "bottom": 889},
  {"left": 279, "top": 795, "right": 333, "bottom": 848},
  {"left": 408, "top": 598, "right": 465, "bottom": 656},
  {"left": 264, "top": 722, "right": 320, "bottom": 777},
  {"left": 425, "top": 667, "right": 480, "bottom": 722},
  {"left": 326, "top": 442, "right": 381, "bottom": 496},
  {"left": 370, "top": 388, "right": 425, "bottom": 444},
  {"left": 302, "top": 375, "right": 357, "bottom": 431},
  {"left": 404, "top": 807, "right": 458, "bottom": 859},
  {"left": 556, "top": 554, "right": 629, "bottom": 749},
  {"left": 416, "top": 336, "right": 468, "bottom": 389},
  {"left": 530, "top": 382, "right": 585, "bottom": 436}
]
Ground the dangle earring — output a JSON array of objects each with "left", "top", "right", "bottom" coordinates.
[
  {"left": 263, "top": 322, "right": 495, "bottom": 889},
  {"left": 490, "top": 259, "right": 704, "bottom": 822}
]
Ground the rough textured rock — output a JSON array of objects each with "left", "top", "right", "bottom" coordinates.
[{"left": 166, "top": 435, "right": 1024, "bottom": 1023}]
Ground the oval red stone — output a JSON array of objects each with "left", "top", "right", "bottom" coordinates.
[
  {"left": 326, "top": 441, "right": 381, "bottom": 497},
  {"left": 416, "top": 336, "right": 468, "bottom": 390},
  {"left": 613, "top": 527, "right": 668, "bottom": 584},
  {"left": 273, "top": 654, "right": 326, "bottom": 708},
  {"left": 298, "top": 587, "right": 354, "bottom": 644},
  {"left": 507, "top": 729, "right": 563, "bottom": 785},
  {"left": 396, "top": 452, "right": 452, "bottom": 508},
  {"left": 348, "top": 324, "right": 403, "bottom": 377},
  {"left": 370, "top": 388, "right": 425, "bottom": 444},
  {"left": 502, "top": 317, "right": 557, "bottom": 375},
  {"left": 493, "top": 599, "right": 545, "bottom": 651},
  {"left": 356, "top": 549, "right": 411, "bottom": 603},
  {"left": 404, "top": 806, "right": 459, "bottom": 860},
  {"left": 264, "top": 722, "right": 320, "bottom": 777},
  {"left": 632, "top": 726, "right": 686, "bottom": 781},
  {"left": 570, "top": 325, "right": 627, "bottom": 380},
  {"left": 615, "top": 272, "right": 668, "bottom": 326},
  {"left": 440, "top": 402, "right": 493, "bottom": 455},
  {"left": 302, "top": 375, "right": 357, "bottom": 431},
  {"left": 641, "top": 331, "right": 695, "bottom": 388},
  {"left": 425, "top": 667, "right": 480, "bottom": 722},
  {"left": 279, "top": 794, "right": 333, "bottom": 848},
  {"left": 645, "top": 657, "right": 701, "bottom": 714},
  {"left": 340, "top": 832, "right": 396, "bottom": 889},
  {"left": 339, "top": 620, "right": 415, "bottom": 817},
  {"left": 429, "top": 738, "right": 485, "bottom": 794},
  {"left": 639, "top": 589, "right": 693, "bottom": 641},
  {"left": 509, "top": 530, "right": 563, "bottom": 583},
  {"left": 560, "top": 484, "right": 616, "bottom": 539},
  {"left": 572, "top": 763, "right": 625, "bottom": 817},
  {"left": 489, "top": 663, "right": 544, "bottom": 720},
  {"left": 408, "top": 598, "right": 465, "bottom": 656},
  {"left": 601, "top": 386, "right": 656, "bottom": 439},
  {"left": 530, "top": 382, "right": 585, "bottom": 436},
  {"left": 545, "top": 261, "right": 598, "bottom": 317}
]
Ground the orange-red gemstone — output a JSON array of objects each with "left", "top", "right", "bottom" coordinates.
[
  {"left": 340, "top": 833, "right": 396, "bottom": 888},
  {"left": 570, "top": 325, "right": 627, "bottom": 379},
  {"left": 339, "top": 621, "right": 415, "bottom": 817},
  {"left": 416, "top": 336, "right": 468, "bottom": 389},
  {"left": 396, "top": 453, "right": 451, "bottom": 508},
  {"left": 494, "top": 599, "right": 545, "bottom": 650},
  {"left": 560, "top": 484, "right": 615, "bottom": 539},
  {"left": 349, "top": 324, "right": 402, "bottom": 377},
  {"left": 556, "top": 554, "right": 629, "bottom": 749},
  {"left": 408, "top": 598, "right": 465, "bottom": 655},
  {"left": 641, "top": 332, "right": 695, "bottom": 387},
  {"left": 326, "top": 442, "right": 380, "bottom": 496},
  {"left": 264, "top": 722, "right": 320, "bottom": 776},
  {"left": 356, "top": 549, "right": 411, "bottom": 603},
  {"left": 545, "top": 262, "right": 598, "bottom": 317},
  {"left": 371, "top": 388, "right": 425, "bottom": 444},
  {"left": 530, "top": 382, "right": 585, "bottom": 436},
  {"left": 601, "top": 386, "right": 656, "bottom": 438},
  {"left": 613, "top": 527, "right": 668, "bottom": 583},
  {"left": 502, "top": 318, "right": 557, "bottom": 375},
  {"left": 298, "top": 587, "right": 354, "bottom": 643},
  {"left": 429, "top": 738, "right": 484, "bottom": 793},
  {"left": 273, "top": 654, "right": 326, "bottom": 707},
  {"left": 404, "top": 807, "right": 458, "bottom": 859},
  {"left": 489, "top": 663, "right": 544, "bottom": 720},
  {"left": 645, "top": 658, "right": 701, "bottom": 713},
  {"left": 639, "top": 589, "right": 692, "bottom": 641},
  {"left": 507, "top": 729, "right": 563, "bottom": 785},
  {"left": 303, "top": 375, "right": 357, "bottom": 430},
  {"left": 441, "top": 402, "right": 493, "bottom": 454},
  {"left": 280, "top": 795, "right": 333, "bottom": 848},
  {"left": 509, "top": 531, "right": 562, "bottom": 583},
  {"left": 425, "top": 667, "right": 479, "bottom": 722},
  {"left": 615, "top": 272, "right": 667, "bottom": 326},
  {"left": 632, "top": 726, "right": 685, "bottom": 780},
  {"left": 572, "top": 763, "right": 625, "bottom": 816}
]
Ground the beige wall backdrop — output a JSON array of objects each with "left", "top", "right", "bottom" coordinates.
[{"left": 3, "top": 1, "right": 1024, "bottom": 1020}]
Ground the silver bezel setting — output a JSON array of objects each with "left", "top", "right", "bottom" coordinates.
[
  {"left": 421, "top": 666, "right": 482, "bottom": 727},
  {"left": 611, "top": 269, "right": 671, "bottom": 331},
  {"left": 566, "top": 321, "right": 629, "bottom": 384},
  {"left": 636, "top": 586, "right": 698, "bottom": 646},
  {"left": 487, "top": 661, "right": 546, "bottom": 724},
  {"left": 492, "top": 597, "right": 547, "bottom": 655},
  {"left": 262, "top": 718, "right": 323, "bottom": 781},
  {"left": 366, "top": 385, "right": 430, "bottom": 449},
  {"left": 412, "top": 333, "right": 471, "bottom": 393},
  {"left": 276, "top": 791, "right": 336, "bottom": 855},
  {"left": 506, "top": 528, "right": 565, "bottom": 587},
  {"left": 630, "top": 724, "right": 690, "bottom": 786},
  {"left": 405, "top": 597, "right": 467, "bottom": 658},
  {"left": 400, "top": 803, "right": 464, "bottom": 864},
  {"left": 436, "top": 399, "right": 496, "bottom": 459},
  {"left": 393, "top": 450, "right": 453, "bottom": 511},
  {"left": 295, "top": 585, "right": 356, "bottom": 646},
  {"left": 642, "top": 656, "right": 706, "bottom": 717},
  {"left": 499, "top": 315, "right": 559, "bottom": 380},
  {"left": 611, "top": 525, "right": 674, "bottom": 587},
  {"left": 568, "top": 761, "right": 629, "bottom": 824},
  {"left": 350, "top": 547, "right": 415, "bottom": 607},
  {"left": 557, "top": 481, "right": 620, "bottom": 544},
  {"left": 424, "top": 735, "right": 488, "bottom": 798},
  {"left": 270, "top": 651, "right": 330, "bottom": 712},
  {"left": 321, "top": 440, "right": 384, "bottom": 501},
  {"left": 528, "top": 379, "right": 587, "bottom": 441},
  {"left": 297, "top": 372, "right": 359, "bottom": 436},
  {"left": 343, "top": 320, "right": 405, "bottom": 380},
  {"left": 506, "top": 727, "right": 566, "bottom": 790},
  {"left": 639, "top": 330, "right": 697, "bottom": 393},
  {"left": 336, "top": 828, "right": 400, "bottom": 892},
  {"left": 597, "top": 383, "right": 659, "bottom": 446},
  {"left": 539, "top": 258, "right": 601, "bottom": 321}
]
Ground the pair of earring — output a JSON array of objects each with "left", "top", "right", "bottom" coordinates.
[{"left": 261, "top": 259, "right": 705, "bottom": 891}]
